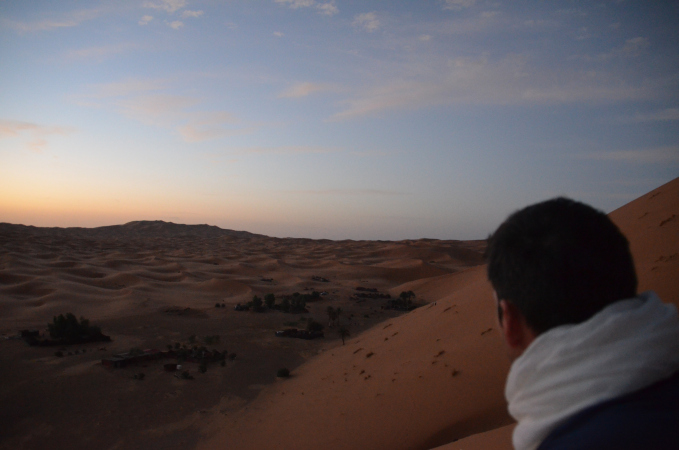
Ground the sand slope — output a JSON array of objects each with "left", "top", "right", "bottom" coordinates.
[
  {"left": 197, "top": 265, "right": 513, "bottom": 450},
  {"left": 0, "top": 222, "right": 487, "bottom": 449},
  {"left": 1, "top": 178, "right": 676, "bottom": 450},
  {"left": 609, "top": 177, "right": 679, "bottom": 307},
  {"left": 198, "top": 177, "right": 679, "bottom": 450}
]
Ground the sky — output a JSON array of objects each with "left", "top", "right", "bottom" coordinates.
[{"left": 1, "top": 0, "right": 678, "bottom": 240}]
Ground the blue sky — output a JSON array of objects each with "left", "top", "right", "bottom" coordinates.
[{"left": 1, "top": 0, "right": 677, "bottom": 239}]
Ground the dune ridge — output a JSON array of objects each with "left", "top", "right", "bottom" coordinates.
[
  {"left": 197, "top": 177, "right": 679, "bottom": 450},
  {"left": 0, "top": 219, "right": 486, "bottom": 449},
  {"left": 1, "top": 178, "right": 676, "bottom": 450}
]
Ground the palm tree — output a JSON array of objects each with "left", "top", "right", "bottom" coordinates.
[
  {"left": 338, "top": 326, "right": 350, "bottom": 345},
  {"left": 327, "top": 306, "right": 338, "bottom": 327}
]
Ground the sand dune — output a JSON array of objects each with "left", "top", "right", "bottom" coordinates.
[
  {"left": 197, "top": 265, "right": 513, "bottom": 450},
  {"left": 0, "top": 220, "right": 487, "bottom": 449},
  {"left": 0, "top": 178, "right": 676, "bottom": 450},
  {"left": 609, "top": 177, "right": 679, "bottom": 307},
  {"left": 196, "top": 177, "right": 679, "bottom": 450}
]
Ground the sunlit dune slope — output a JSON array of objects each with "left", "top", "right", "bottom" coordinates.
[
  {"left": 198, "top": 177, "right": 679, "bottom": 450},
  {"left": 431, "top": 177, "right": 679, "bottom": 450},
  {"left": 609, "top": 177, "right": 679, "bottom": 307},
  {"left": 432, "top": 423, "right": 515, "bottom": 450},
  {"left": 198, "top": 264, "right": 513, "bottom": 450}
]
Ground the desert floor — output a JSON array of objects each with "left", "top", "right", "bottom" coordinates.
[
  {"left": 0, "top": 222, "right": 484, "bottom": 449},
  {"left": 1, "top": 177, "right": 677, "bottom": 450}
]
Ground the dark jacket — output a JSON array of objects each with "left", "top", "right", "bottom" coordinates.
[{"left": 538, "top": 371, "right": 679, "bottom": 450}]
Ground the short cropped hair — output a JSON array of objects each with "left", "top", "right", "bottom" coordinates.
[{"left": 486, "top": 197, "right": 637, "bottom": 334}]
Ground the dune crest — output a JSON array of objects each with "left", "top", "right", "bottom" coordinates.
[
  {"left": 1, "top": 179, "right": 676, "bottom": 450},
  {"left": 197, "top": 265, "right": 513, "bottom": 450},
  {"left": 197, "top": 177, "right": 679, "bottom": 450}
]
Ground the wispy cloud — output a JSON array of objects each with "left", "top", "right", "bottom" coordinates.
[
  {"left": 88, "top": 78, "right": 169, "bottom": 98},
  {"left": 284, "top": 189, "right": 407, "bottom": 196},
  {"left": 619, "top": 37, "right": 650, "bottom": 56},
  {"left": 179, "top": 125, "right": 254, "bottom": 142},
  {"left": 116, "top": 94, "right": 199, "bottom": 125},
  {"left": 330, "top": 54, "right": 655, "bottom": 120},
  {"left": 576, "top": 37, "right": 651, "bottom": 61},
  {"left": 182, "top": 10, "right": 204, "bottom": 18},
  {"left": 627, "top": 108, "right": 679, "bottom": 122},
  {"left": 316, "top": 3, "right": 339, "bottom": 16},
  {"left": 177, "top": 111, "right": 246, "bottom": 142},
  {"left": 66, "top": 43, "right": 136, "bottom": 61},
  {"left": 4, "top": 8, "right": 104, "bottom": 32},
  {"left": 578, "top": 146, "right": 679, "bottom": 164},
  {"left": 199, "top": 152, "right": 240, "bottom": 165},
  {"left": 353, "top": 12, "right": 380, "bottom": 32},
  {"left": 273, "top": 31, "right": 284, "bottom": 37},
  {"left": 274, "top": 0, "right": 339, "bottom": 16},
  {"left": 141, "top": 0, "right": 202, "bottom": 28},
  {"left": 230, "top": 146, "right": 338, "bottom": 155},
  {"left": 78, "top": 78, "right": 254, "bottom": 143},
  {"left": 0, "top": 120, "right": 76, "bottom": 152},
  {"left": 0, "top": 120, "right": 75, "bottom": 138},
  {"left": 275, "top": 0, "right": 314, "bottom": 8},
  {"left": 117, "top": 95, "right": 252, "bottom": 142},
  {"left": 278, "top": 82, "right": 332, "bottom": 98},
  {"left": 442, "top": 0, "right": 477, "bottom": 11},
  {"left": 143, "top": 0, "right": 187, "bottom": 14}
]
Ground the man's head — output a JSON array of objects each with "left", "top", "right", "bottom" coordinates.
[{"left": 487, "top": 197, "right": 637, "bottom": 349}]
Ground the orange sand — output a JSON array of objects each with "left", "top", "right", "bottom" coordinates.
[
  {"left": 1, "top": 178, "right": 676, "bottom": 450},
  {"left": 197, "top": 177, "right": 679, "bottom": 450}
]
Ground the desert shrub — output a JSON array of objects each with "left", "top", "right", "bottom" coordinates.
[
  {"left": 306, "top": 319, "right": 324, "bottom": 332},
  {"left": 220, "top": 359, "right": 226, "bottom": 367},
  {"left": 188, "top": 334, "right": 196, "bottom": 344},
  {"left": 327, "top": 306, "right": 342, "bottom": 327},
  {"left": 133, "top": 372, "right": 145, "bottom": 380},
  {"left": 264, "top": 293, "right": 276, "bottom": 309},
  {"left": 277, "top": 368, "right": 290, "bottom": 378},
  {"left": 204, "top": 335, "right": 220, "bottom": 345},
  {"left": 54, "top": 351, "right": 64, "bottom": 357},
  {"left": 48, "top": 313, "right": 102, "bottom": 340},
  {"left": 289, "top": 296, "right": 307, "bottom": 313},
  {"left": 338, "top": 326, "right": 350, "bottom": 345},
  {"left": 250, "top": 296, "right": 265, "bottom": 312},
  {"left": 384, "top": 291, "right": 418, "bottom": 311},
  {"left": 199, "top": 361, "right": 207, "bottom": 373}
]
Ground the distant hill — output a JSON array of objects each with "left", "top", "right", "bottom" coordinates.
[{"left": 0, "top": 220, "right": 264, "bottom": 240}]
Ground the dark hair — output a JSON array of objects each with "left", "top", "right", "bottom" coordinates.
[{"left": 486, "top": 197, "right": 637, "bottom": 334}]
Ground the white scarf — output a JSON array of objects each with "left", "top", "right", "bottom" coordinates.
[{"left": 506, "top": 291, "right": 679, "bottom": 450}]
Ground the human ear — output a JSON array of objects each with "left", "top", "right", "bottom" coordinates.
[
  {"left": 493, "top": 291, "right": 503, "bottom": 324},
  {"left": 498, "top": 299, "right": 534, "bottom": 359}
]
